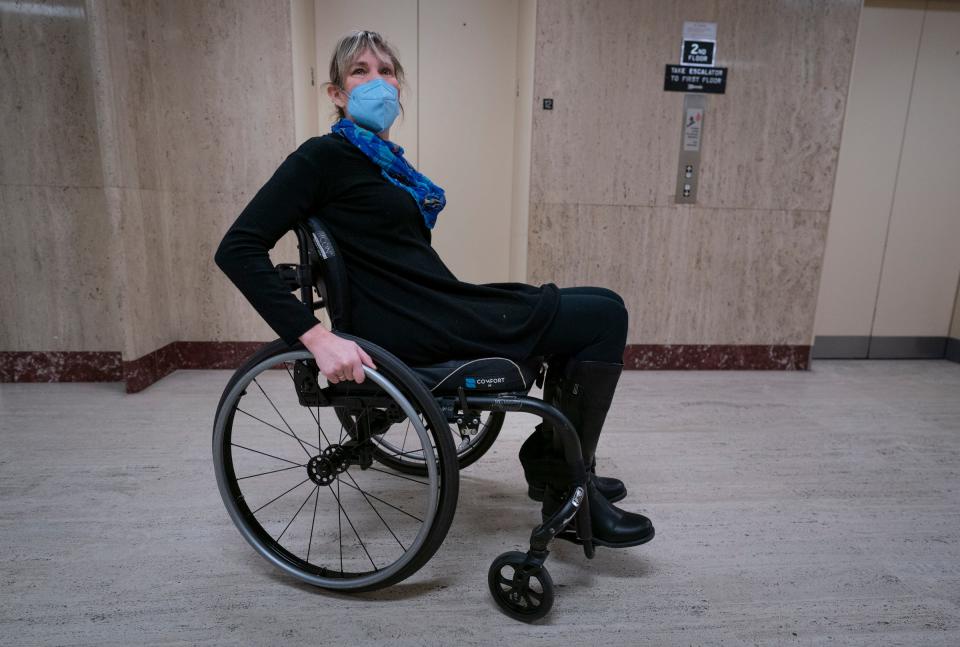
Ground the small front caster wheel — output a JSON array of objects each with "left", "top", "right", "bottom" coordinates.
[{"left": 487, "top": 551, "right": 554, "bottom": 622}]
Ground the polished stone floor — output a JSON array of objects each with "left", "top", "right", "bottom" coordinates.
[{"left": 1, "top": 360, "right": 958, "bottom": 646}]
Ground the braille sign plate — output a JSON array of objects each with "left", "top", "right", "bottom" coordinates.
[{"left": 663, "top": 65, "right": 727, "bottom": 94}]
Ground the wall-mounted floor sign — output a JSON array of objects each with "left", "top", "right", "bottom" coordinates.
[
  {"left": 682, "top": 40, "right": 715, "bottom": 66},
  {"left": 664, "top": 65, "right": 727, "bottom": 94},
  {"left": 681, "top": 21, "right": 717, "bottom": 67},
  {"left": 666, "top": 21, "right": 725, "bottom": 94}
]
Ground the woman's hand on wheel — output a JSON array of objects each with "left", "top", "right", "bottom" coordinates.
[{"left": 298, "top": 323, "right": 377, "bottom": 384}]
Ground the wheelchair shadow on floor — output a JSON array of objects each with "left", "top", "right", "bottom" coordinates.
[
  {"left": 249, "top": 468, "right": 655, "bottom": 601},
  {"left": 279, "top": 572, "right": 457, "bottom": 602}
]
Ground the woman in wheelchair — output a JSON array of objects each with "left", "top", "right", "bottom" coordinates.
[{"left": 213, "top": 30, "right": 653, "bottom": 617}]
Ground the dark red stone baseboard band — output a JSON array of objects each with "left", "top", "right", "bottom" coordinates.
[
  {"left": 0, "top": 351, "right": 123, "bottom": 382},
  {"left": 623, "top": 344, "right": 810, "bottom": 370},
  {"left": 122, "top": 341, "right": 267, "bottom": 393},
  {"left": 3, "top": 342, "right": 810, "bottom": 393},
  {"left": 1, "top": 342, "right": 270, "bottom": 393}
]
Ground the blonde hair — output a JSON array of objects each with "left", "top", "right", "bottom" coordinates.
[{"left": 326, "top": 30, "right": 406, "bottom": 120}]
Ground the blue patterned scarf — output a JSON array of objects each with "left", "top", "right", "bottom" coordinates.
[{"left": 331, "top": 118, "right": 446, "bottom": 229}]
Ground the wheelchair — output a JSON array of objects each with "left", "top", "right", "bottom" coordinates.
[{"left": 212, "top": 216, "right": 598, "bottom": 622}]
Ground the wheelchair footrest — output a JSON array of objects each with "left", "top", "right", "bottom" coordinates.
[{"left": 552, "top": 528, "right": 596, "bottom": 558}]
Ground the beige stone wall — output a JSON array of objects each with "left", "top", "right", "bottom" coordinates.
[
  {"left": 0, "top": 0, "right": 299, "bottom": 360},
  {"left": 0, "top": 0, "right": 879, "bottom": 360},
  {"left": 87, "top": 0, "right": 297, "bottom": 359},
  {"left": 0, "top": 0, "right": 122, "bottom": 352},
  {"left": 528, "top": 0, "right": 861, "bottom": 346},
  {"left": 2, "top": 0, "right": 534, "bottom": 360}
]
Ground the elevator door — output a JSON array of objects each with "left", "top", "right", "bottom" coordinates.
[{"left": 813, "top": 1, "right": 960, "bottom": 359}]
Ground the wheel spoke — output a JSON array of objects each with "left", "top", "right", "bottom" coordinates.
[
  {"left": 237, "top": 464, "right": 303, "bottom": 480},
  {"left": 335, "top": 478, "right": 423, "bottom": 522},
  {"left": 306, "top": 484, "right": 320, "bottom": 564},
  {"left": 277, "top": 484, "right": 319, "bottom": 542},
  {"left": 337, "top": 477, "right": 343, "bottom": 572},
  {"left": 327, "top": 479, "right": 378, "bottom": 572},
  {"left": 366, "top": 466, "right": 430, "bottom": 486},
  {"left": 401, "top": 418, "right": 410, "bottom": 455},
  {"left": 253, "top": 377, "right": 313, "bottom": 460},
  {"left": 252, "top": 477, "right": 311, "bottom": 514},
  {"left": 369, "top": 410, "right": 444, "bottom": 466},
  {"left": 231, "top": 443, "right": 304, "bottom": 467},
  {"left": 236, "top": 408, "right": 320, "bottom": 452},
  {"left": 340, "top": 470, "right": 407, "bottom": 550}
]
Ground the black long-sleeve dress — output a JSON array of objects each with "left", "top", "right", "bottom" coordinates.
[{"left": 214, "top": 133, "right": 560, "bottom": 366}]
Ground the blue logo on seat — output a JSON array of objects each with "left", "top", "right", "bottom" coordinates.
[{"left": 465, "top": 377, "right": 477, "bottom": 389}]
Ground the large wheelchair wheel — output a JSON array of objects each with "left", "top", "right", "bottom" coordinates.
[
  {"left": 213, "top": 338, "right": 459, "bottom": 592},
  {"left": 339, "top": 408, "right": 504, "bottom": 477}
]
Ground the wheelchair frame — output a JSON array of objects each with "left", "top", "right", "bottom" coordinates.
[{"left": 213, "top": 216, "right": 597, "bottom": 622}]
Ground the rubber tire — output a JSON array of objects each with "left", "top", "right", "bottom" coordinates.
[{"left": 488, "top": 551, "right": 554, "bottom": 622}]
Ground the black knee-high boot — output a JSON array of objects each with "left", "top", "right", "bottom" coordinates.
[
  {"left": 519, "top": 360, "right": 626, "bottom": 502},
  {"left": 545, "top": 360, "right": 654, "bottom": 548}
]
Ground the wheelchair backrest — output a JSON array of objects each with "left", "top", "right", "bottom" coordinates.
[{"left": 298, "top": 216, "right": 352, "bottom": 333}]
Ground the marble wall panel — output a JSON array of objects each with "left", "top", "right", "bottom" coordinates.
[
  {"left": 0, "top": 0, "right": 103, "bottom": 188},
  {"left": 84, "top": 0, "right": 157, "bottom": 191},
  {"left": 87, "top": 0, "right": 297, "bottom": 359},
  {"left": 146, "top": 1, "right": 296, "bottom": 353},
  {"left": 0, "top": 0, "right": 121, "bottom": 354},
  {"left": 102, "top": 187, "right": 177, "bottom": 360},
  {"left": 0, "top": 185, "right": 121, "bottom": 351},
  {"left": 529, "top": 0, "right": 859, "bottom": 350},
  {"left": 86, "top": 0, "right": 294, "bottom": 193},
  {"left": 133, "top": 0, "right": 294, "bottom": 196},
  {"left": 528, "top": 203, "right": 828, "bottom": 346},
  {"left": 3, "top": 0, "right": 321, "bottom": 383},
  {"left": 530, "top": 0, "right": 860, "bottom": 212},
  {"left": 165, "top": 188, "right": 300, "bottom": 344}
]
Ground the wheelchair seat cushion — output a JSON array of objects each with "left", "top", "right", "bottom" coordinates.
[{"left": 412, "top": 357, "right": 541, "bottom": 394}]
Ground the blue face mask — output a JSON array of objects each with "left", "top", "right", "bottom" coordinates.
[{"left": 346, "top": 78, "right": 400, "bottom": 134}]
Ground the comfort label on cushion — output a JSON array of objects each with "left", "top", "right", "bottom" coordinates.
[{"left": 465, "top": 375, "right": 507, "bottom": 389}]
